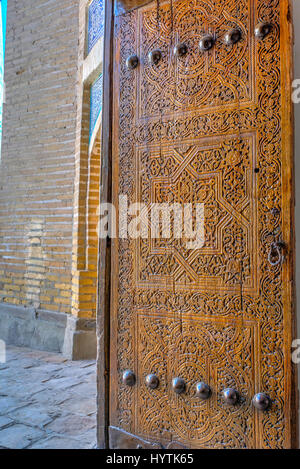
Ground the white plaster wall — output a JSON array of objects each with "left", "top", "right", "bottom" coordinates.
[{"left": 293, "top": 0, "right": 300, "bottom": 442}]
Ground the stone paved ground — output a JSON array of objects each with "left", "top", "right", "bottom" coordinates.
[{"left": 0, "top": 345, "right": 97, "bottom": 449}]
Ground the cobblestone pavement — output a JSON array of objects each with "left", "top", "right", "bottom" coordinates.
[{"left": 0, "top": 345, "right": 97, "bottom": 449}]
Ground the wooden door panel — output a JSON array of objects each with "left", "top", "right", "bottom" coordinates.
[
  {"left": 109, "top": 0, "right": 297, "bottom": 449},
  {"left": 135, "top": 313, "right": 258, "bottom": 448},
  {"left": 136, "top": 2, "right": 255, "bottom": 116},
  {"left": 134, "top": 134, "right": 257, "bottom": 293}
]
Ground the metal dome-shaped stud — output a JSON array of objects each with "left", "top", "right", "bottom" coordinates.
[
  {"left": 195, "top": 382, "right": 212, "bottom": 400},
  {"left": 252, "top": 393, "right": 271, "bottom": 411},
  {"left": 199, "top": 34, "right": 215, "bottom": 52},
  {"left": 145, "top": 373, "right": 159, "bottom": 390},
  {"left": 224, "top": 28, "right": 242, "bottom": 46},
  {"left": 126, "top": 55, "right": 139, "bottom": 70},
  {"left": 174, "top": 43, "right": 188, "bottom": 57},
  {"left": 122, "top": 370, "right": 136, "bottom": 386},
  {"left": 255, "top": 22, "right": 272, "bottom": 40},
  {"left": 172, "top": 377, "right": 186, "bottom": 394},
  {"left": 222, "top": 388, "right": 239, "bottom": 406},
  {"left": 148, "top": 49, "right": 162, "bottom": 65}
]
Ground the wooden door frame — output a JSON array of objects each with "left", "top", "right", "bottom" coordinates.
[
  {"left": 96, "top": 0, "right": 298, "bottom": 449},
  {"left": 96, "top": 0, "right": 155, "bottom": 449},
  {"left": 281, "top": 0, "right": 298, "bottom": 449},
  {"left": 96, "top": 0, "right": 114, "bottom": 450}
]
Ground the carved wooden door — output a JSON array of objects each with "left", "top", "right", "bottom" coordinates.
[{"left": 108, "top": 0, "right": 297, "bottom": 449}]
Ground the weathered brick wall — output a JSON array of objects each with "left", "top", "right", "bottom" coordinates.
[{"left": 0, "top": 0, "right": 82, "bottom": 314}]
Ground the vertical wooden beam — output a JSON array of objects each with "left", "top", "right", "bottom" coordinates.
[
  {"left": 281, "top": 0, "right": 298, "bottom": 449},
  {"left": 96, "top": 0, "right": 113, "bottom": 449}
]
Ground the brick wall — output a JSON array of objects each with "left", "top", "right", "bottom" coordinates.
[
  {"left": 70, "top": 0, "right": 102, "bottom": 319},
  {"left": 0, "top": 0, "right": 83, "bottom": 315},
  {"left": 71, "top": 80, "right": 101, "bottom": 319}
]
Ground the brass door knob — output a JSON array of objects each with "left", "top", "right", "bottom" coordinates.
[
  {"left": 222, "top": 388, "right": 239, "bottom": 405},
  {"left": 195, "top": 382, "right": 211, "bottom": 400},
  {"left": 145, "top": 373, "right": 159, "bottom": 389},
  {"left": 148, "top": 50, "right": 162, "bottom": 65},
  {"left": 199, "top": 34, "right": 215, "bottom": 51},
  {"left": 172, "top": 377, "right": 186, "bottom": 394},
  {"left": 224, "top": 28, "right": 242, "bottom": 46},
  {"left": 174, "top": 43, "right": 188, "bottom": 57},
  {"left": 126, "top": 55, "right": 139, "bottom": 70},
  {"left": 255, "top": 22, "right": 272, "bottom": 40},
  {"left": 252, "top": 393, "right": 271, "bottom": 411},
  {"left": 122, "top": 370, "right": 136, "bottom": 386}
]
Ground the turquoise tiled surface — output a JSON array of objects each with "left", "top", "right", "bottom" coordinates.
[
  {"left": 0, "top": 0, "right": 7, "bottom": 154},
  {"left": 90, "top": 74, "right": 103, "bottom": 140},
  {"left": 88, "top": 0, "right": 104, "bottom": 54}
]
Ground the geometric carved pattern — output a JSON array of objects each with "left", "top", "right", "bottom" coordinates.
[
  {"left": 111, "top": 0, "right": 294, "bottom": 449},
  {"left": 135, "top": 312, "right": 258, "bottom": 449},
  {"left": 136, "top": 134, "right": 257, "bottom": 292},
  {"left": 137, "top": 0, "right": 255, "bottom": 119}
]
